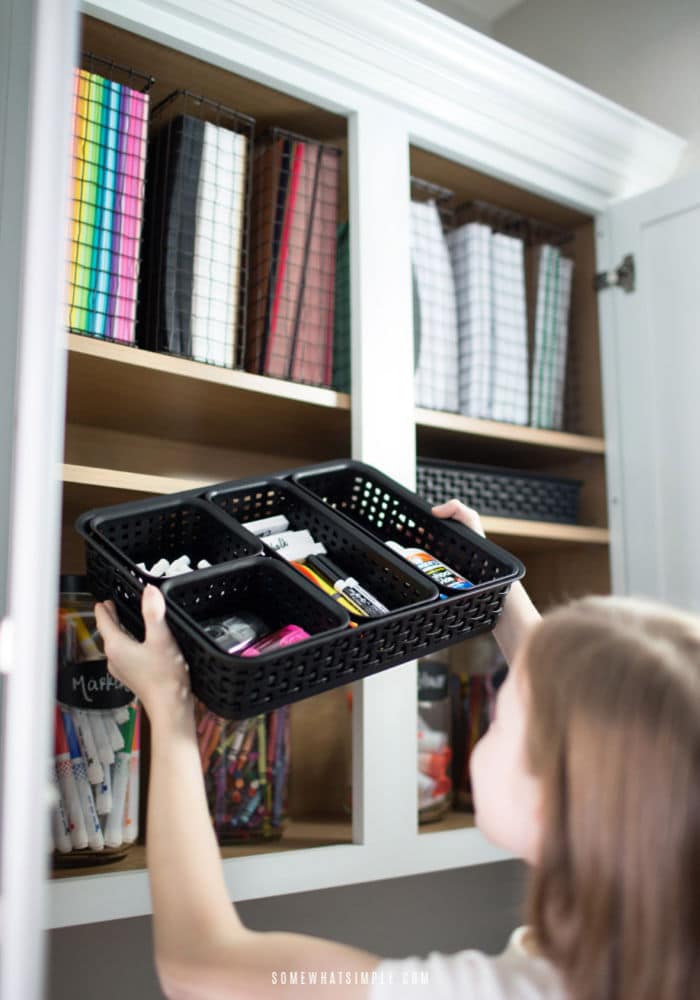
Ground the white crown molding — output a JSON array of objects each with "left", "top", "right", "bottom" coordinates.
[{"left": 83, "top": 0, "right": 686, "bottom": 209}]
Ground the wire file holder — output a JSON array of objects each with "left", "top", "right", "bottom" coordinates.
[
  {"left": 66, "top": 52, "right": 154, "bottom": 345},
  {"left": 410, "top": 177, "right": 580, "bottom": 433},
  {"left": 246, "top": 127, "right": 341, "bottom": 389},
  {"left": 137, "top": 89, "right": 255, "bottom": 370}
]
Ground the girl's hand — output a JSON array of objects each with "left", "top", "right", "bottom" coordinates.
[
  {"left": 94, "top": 585, "right": 192, "bottom": 720},
  {"left": 432, "top": 498, "right": 485, "bottom": 537}
]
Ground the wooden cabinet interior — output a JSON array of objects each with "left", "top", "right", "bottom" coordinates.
[{"left": 55, "top": 12, "right": 611, "bottom": 877}]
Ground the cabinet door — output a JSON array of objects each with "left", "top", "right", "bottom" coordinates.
[
  {"left": 0, "top": 1, "right": 77, "bottom": 998},
  {"left": 597, "top": 170, "right": 700, "bottom": 609}
]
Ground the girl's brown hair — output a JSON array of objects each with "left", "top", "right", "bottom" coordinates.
[{"left": 521, "top": 596, "right": 700, "bottom": 1000}]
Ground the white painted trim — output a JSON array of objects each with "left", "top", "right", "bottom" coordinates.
[
  {"left": 47, "top": 828, "right": 511, "bottom": 928},
  {"left": 83, "top": 0, "right": 685, "bottom": 207}
]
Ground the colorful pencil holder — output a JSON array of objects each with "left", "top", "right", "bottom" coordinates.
[
  {"left": 54, "top": 576, "right": 141, "bottom": 867},
  {"left": 195, "top": 700, "right": 290, "bottom": 842}
]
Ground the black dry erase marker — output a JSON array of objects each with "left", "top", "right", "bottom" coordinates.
[{"left": 307, "top": 554, "right": 389, "bottom": 617}]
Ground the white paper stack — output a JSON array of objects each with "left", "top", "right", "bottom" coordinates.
[
  {"left": 191, "top": 123, "right": 247, "bottom": 367},
  {"left": 530, "top": 245, "right": 574, "bottom": 429},
  {"left": 490, "top": 232, "right": 529, "bottom": 425},
  {"left": 447, "top": 222, "right": 492, "bottom": 419},
  {"left": 410, "top": 199, "right": 459, "bottom": 412}
]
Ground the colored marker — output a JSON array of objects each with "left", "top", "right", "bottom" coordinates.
[
  {"left": 306, "top": 554, "right": 389, "bottom": 616},
  {"left": 55, "top": 707, "right": 88, "bottom": 849},
  {"left": 291, "top": 561, "right": 365, "bottom": 616},
  {"left": 123, "top": 707, "right": 140, "bottom": 844},
  {"left": 61, "top": 709, "right": 104, "bottom": 850},
  {"left": 95, "top": 755, "right": 112, "bottom": 815}
]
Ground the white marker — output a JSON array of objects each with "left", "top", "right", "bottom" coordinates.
[
  {"left": 51, "top": 779, "right": 73, "bottom": 854},
  {"left": 70, "top": 708, "right": 103, "bottom": 784},
  {"left": 104, "top": 713, "right": 125, "bottom": 752},
  {"left": 104, "top": 752, "right": 129, "bottom": 848},
  {"left": 62, "top": 711, "right": 104, "bottom": 851},
  {"left": 88, "top": 711, "right": 114, "bottom": 767},
  {"left": 55, "top": 709, "right": 88, "bottom": 849},
  {"left": 95, "top": 758, "right": 113, "bottom": 815}
]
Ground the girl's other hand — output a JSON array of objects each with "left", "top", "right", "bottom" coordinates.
[
  {"left": 94, "top": 584, "right": 192, "bottom": 720},
  {"left": 432, "top": 498, "right": 485, "bottom": 537}
]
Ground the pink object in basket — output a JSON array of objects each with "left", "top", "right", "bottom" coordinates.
[{"left": 240, "top": 624, "right": 310, "bottom": 657}]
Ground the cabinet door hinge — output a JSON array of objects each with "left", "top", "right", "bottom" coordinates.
[{"left": 594, "top": 254, "right": 635, "bottom": 293}]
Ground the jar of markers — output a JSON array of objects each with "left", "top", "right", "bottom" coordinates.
[{"left": 53, "top": 576, "right": 141, "bottom": 866}]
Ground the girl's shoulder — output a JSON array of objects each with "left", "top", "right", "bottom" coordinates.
[{"left": 369, "top": 927, "right": 566, "bottom": 1000}]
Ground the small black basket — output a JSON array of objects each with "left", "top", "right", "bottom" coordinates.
[
  {"left": 78, "top": 461, "right": 525, "bottom": 719},
  {"left": 206, "top": 478, "right": 438, "bottom": 620},
  {"left": 160, "top": 558, "right": 350, "bottom": 717},
  {"left": 416, "top": 458, "right": 581, "bottom": 524},
  {"left": 80, "top": 495, "right": 262, "bottom": 584},
  {"left": 293, "top": 460, "right": 524, "bottom": 592}
]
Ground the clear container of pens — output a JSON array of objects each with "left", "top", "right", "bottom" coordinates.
[
  {"left": 195, "top": 700, "right": 290, "bottom": 843},
  {"left": 52, "top": 575, "right": 141, "bottom": 866}
]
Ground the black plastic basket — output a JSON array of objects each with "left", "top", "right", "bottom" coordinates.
[
  {"left": 416, "top": 458, "right": 581, "bottom": 524},
  {"left": 206, "top": 478, "right": 438, "bottom": 620},
  {"left": 292, "top": 460, "right": 524, "bottom": 593},
  {"left": 80, "top": 495, "right": 262, "bottom": 584},
  {"left": 160, "top": 558, "right": 351, "bottom": 717},
  {"left": 77, "top": 460, "right": 525, "bottom": 719}
]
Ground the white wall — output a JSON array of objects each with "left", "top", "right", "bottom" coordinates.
[{"left": 493, "top": 0, "right": 700, "bottom": 172}]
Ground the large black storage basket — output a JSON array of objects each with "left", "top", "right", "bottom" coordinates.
[
  {"left": 416, "top": 458, "right": 581, "bottom": 524},
  {"left": 78, "top": 461, "right": 525, "bottom": 719}
]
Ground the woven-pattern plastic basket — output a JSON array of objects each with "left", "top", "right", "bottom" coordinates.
[
  {"left": 78, "top": 461, "right": 525, "bottom": 719},
  {"left": 206, "top": 478, "right": 437, "bottom": 620},
  {"left": 416, "top": 458, "right": 581, "bottom": 524}
]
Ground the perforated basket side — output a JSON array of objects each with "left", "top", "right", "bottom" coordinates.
[
  {"left": 204, "top": 478, "right": 439, "bottom": 614},
  {"left": 416, "top": 459, "right": 581, "bottom": 524},
  {"left": 292, "top": 460, "right": 524, "bottom": 594}
]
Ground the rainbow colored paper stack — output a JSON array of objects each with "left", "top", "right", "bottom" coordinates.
[{"left": 66, "top": 68, "right": 149, "bottom": 342}]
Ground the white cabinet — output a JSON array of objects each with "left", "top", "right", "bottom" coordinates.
[{"left": 2, "top": 0, "right": 689, "bottom": 971}]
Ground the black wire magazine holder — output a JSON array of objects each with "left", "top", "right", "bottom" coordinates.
[{"left": 77, "top": 460, "right": 525, "bottom": 719}]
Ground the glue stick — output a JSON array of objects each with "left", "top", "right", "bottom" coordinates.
[{"left": 386, "top": 541, "right": 473, "bottom": 591}]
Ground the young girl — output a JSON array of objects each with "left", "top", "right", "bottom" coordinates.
[{"left": 94, "top": 499, "right": 700, "bottom": 1000}]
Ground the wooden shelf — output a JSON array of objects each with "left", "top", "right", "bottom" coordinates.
[
  {"left": 66, "top": 334, "right": 350, "bottom": 459},
  {"left": 416, "top": 407, "right": 605, "bottom": 466},
  {"left": 482, "top": 516, "right": 609, "bottom": 552},
  {"left": 418, "top": 810, "right": 475, "bottom": 835},
  {"left": 51, "top": 816, "right": 354, "bottom": 880}
]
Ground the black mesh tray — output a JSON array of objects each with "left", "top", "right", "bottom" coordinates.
[
  {"left": 292, "top": 460, "right": 525, "bottom": 596},
  {"left": 205, "top": 478, "right": 438, "bottom": 620},
  {"left": 160, "top": 558, "right": 351, "bottom": 717},
  {"left": 78, "top": 460, "right": 525, "bottom": 719},
  {"left": 79, "top": 494, "right": 262, "bottom": 583},
  {"left": 416, "top": 457, "right": 581, "bottom": 524}
]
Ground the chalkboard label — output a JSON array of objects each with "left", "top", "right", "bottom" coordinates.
[
  {"left": 56, "top": 659, "right": 134, "bottom": 709},
  {"left": 418, "top": 659, "right": 449, "bottom": 702}
]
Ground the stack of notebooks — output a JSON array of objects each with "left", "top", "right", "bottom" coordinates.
[
  {"left": 66, "top": 68, "right": 149, "bottom": 342},
  {"left": 246, "top": 134, "right": 340, "bottom": 387},
  {"left": 138, "top": 112, "right": 249, "bottom": 368},
  {"left": 411, "top": 207, "right": 573, "bottom": 429}
]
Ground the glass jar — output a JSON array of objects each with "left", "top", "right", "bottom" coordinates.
[
  {"left": 53, "top": 575, "right": 140, "bottom": 866},
  {"left": 417, "top": 650, "right": 453, "bottom": 823},
  {"left": 195, "top": 699, "right": 291, "bottom": 842}
]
